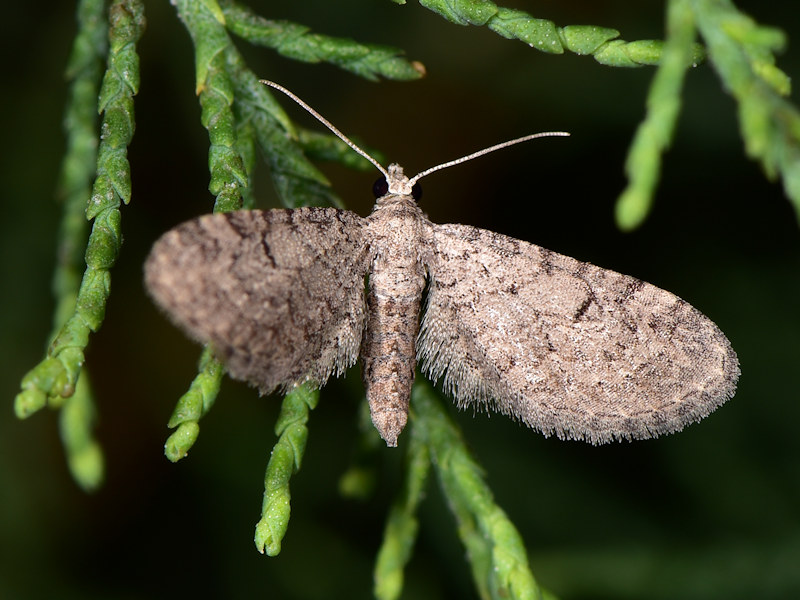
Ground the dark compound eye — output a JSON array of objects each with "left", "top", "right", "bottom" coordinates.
[
  {"left": 411, "top": 181, "right": 422, "bottom": 201},
  {"left": 372, "top": 177, "right": 388, "bottom": 198}
]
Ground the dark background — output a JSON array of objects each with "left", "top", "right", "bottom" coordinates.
[{"left": 2, "top": 1, "right": 799, "bottom": 599}]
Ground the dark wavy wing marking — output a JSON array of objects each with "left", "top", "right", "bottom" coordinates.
[
  {"left": 145, "top": 209, "right": 371, "bottom": 393},
  {"left": 419, "top": 223, "right": 739, "bottom": 444}
]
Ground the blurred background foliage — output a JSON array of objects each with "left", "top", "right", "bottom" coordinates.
[{"left": 2, "top": 1, "right": 799, "bottom": 599}]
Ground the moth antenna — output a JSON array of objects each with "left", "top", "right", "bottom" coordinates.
[
  {"left": 408, "top": 131, "right": 570, "bottom": 186},
  {"left": 261, "top": 80, "right": 389, "bottom": 180}
]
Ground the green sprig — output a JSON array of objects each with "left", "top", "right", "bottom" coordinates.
[
  {"left": 220, "top": 0, "right": 424, "bottom": 81},
  {"left": 374, "top": 414, "right": 431, "bottom": 600},
  {"left": 174, "top": 0, "right": 248, "bottom": 213},
  {"left": 416, "top": 0, "right": 704, "bottom": 67},
  {"left": 254, "top": 384, "right": 319, "bottom": 556},
  {"left": 164, "top": 347, "right": 225, "bottom": 462},
  {"left": 616, "top": 0, "right": 697, "bottom": 230},
  {"left": 411, "top": 381, "right": 542, "bottom": 600},
  {"left": 692, "top": 0, "right": 800, "bottom": 222},
  {"left": 15, "top": 0, "right": 144, "bottom": 428}
]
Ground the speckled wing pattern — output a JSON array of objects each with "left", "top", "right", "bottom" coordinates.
[
  {"left": 418, "top": 223, "right": 740, "bottom": 443},
  {"left": 145, "top": 208, "right": 372, "bottom": 393}
]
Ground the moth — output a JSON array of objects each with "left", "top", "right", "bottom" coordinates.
[{"left": 145, "top": 81, "right": 739, "bottom": 446}]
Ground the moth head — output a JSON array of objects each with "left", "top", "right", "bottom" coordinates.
[{"left": 374, "top": 164, "right": 423, "bottom": 200}]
